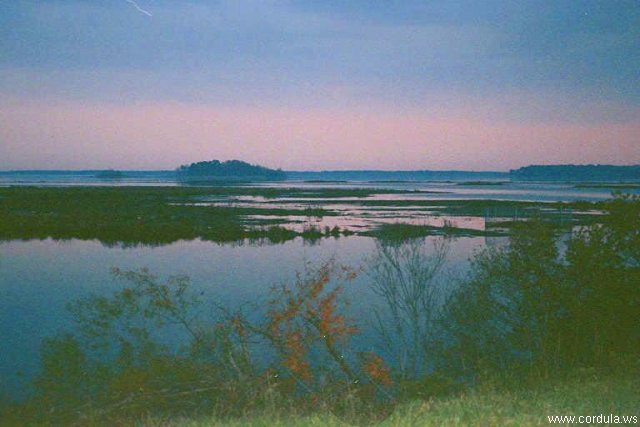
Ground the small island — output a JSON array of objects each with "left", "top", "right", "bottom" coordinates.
[{"left": 176, "top": 160, "right": 287, "bottom": 183}]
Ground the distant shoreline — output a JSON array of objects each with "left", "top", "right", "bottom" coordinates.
[{"left": 1, "top": 164, "right": 639, "bottom": 183}]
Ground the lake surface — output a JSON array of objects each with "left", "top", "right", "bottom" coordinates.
[
  {"left": 1, "top": 177, "right": 636, "bottom": 399},
  {"left": 2, "top": 171, "right": 638, "bottom": 202},
  {"left": 1, "top": 235, "right": 494, "bottom": 399}
]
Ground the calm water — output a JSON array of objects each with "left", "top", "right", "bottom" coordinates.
[
  {"left": 1, "top": 177, "right": 635, "bottom": 399},
  {"left": 2, "top": 171, "right": 637, "bottom": 202},
  {"left": 257, "top": 181, "right": 628, "bottom": 202},
  {"left": 0, "top": 235, "right": 492, "bottom": 398}
]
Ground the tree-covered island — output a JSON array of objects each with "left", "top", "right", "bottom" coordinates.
[{"left": 176, "top": 160, "right": 287, "bottom": 182}]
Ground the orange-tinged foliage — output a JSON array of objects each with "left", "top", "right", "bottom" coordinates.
[
  {"left": 264, "top": 261, "right": 361, "bottom": 384},
  {"left": 362, "top": 353, "right": 393, "bottom": 387},
  {"left": 282, "top": 331, "right": 312, "bottom": 380},
  {"left": 230, "top": 315, "right": 246, "bottom": 338}
]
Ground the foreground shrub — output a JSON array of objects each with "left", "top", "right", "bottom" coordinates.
[
  {"left": 9, "top": 262, "right": 395, "bottom": 425},
  {"left": 439, "top": 194, "right": 640, "bottom": 378},
  {"left": 3, "top": 194, "right": 638, "bottom": 424}
]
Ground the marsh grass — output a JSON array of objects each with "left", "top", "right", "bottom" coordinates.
[
  {"left": 0, "top": 187, "right": 361, "bottom": 245},
  {"left": 1, "top": 191, "right": 637, "bottom": 426},
  {"left": 0, "top": 187, "right": 603, "bottom": 245},
  {"left": 364, "top": 223, "right": 490, "bottom": 240}
]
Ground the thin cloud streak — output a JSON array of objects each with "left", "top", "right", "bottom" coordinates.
[
  {"left": 125, "top": 0, "right": 152, "bottom": 17},
  {"left": 0, "top": 1, "right": 638, "bottom": 169}
]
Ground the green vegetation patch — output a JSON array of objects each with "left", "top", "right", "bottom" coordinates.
[
  {"left": 151, "top": 371, "right": 639, "bottom": 427},
  {"left": 0, "top": 186, "right": 354, "bottom": 245},
  {"left": 384, "top": 371, "right": 640, "bottom": 427},
  {"left": 0, "top": 187, "right": 607, "bottom": 245},
  {"left": 362, "top": 222, "right": 491, "bottom": 240},
  {"left": 1, "top": 195, "right": 638, "bottom": 425},
  {"left": 356, "top": 198, "right": 601, "bottom": 219}
]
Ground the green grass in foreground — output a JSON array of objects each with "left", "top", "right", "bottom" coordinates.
[{"left": 139, "top": 371, "right": 639, "bottom": 427}]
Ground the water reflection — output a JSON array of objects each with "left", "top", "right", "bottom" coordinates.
[{"left": 0, "top": 235, "right": 491, "bottom": 397}]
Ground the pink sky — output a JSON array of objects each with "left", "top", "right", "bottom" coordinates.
[
  {"left": 2, "top": 2, "right": 639, "bottom": 171},
  {"left": 1, "top": 99, "right": 639, "bottom": 171}
]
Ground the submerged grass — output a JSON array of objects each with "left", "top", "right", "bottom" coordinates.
[
  {"left": 355, "top": 198, "right": 600, "bottom": 213},
  {"left": 363, "top": 222, "right": 492, "bottom": 239}
]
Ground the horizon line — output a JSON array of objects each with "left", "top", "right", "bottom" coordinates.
[{"left": 2, "top": 163, "right": 640, "bottom": 174}]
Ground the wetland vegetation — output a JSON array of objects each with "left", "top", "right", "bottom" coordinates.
[
  {"left": 1, "top": 187, "right": 638, "bottom": 426},
  {"left": 0, "top": 186, "right": 606, "bottom": 246},
  {"left": 0, "top": 186, "right": 391, "bottom": 245}
]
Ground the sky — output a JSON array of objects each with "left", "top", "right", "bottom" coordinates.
[{"left": 1, "top": 0, "right": 639, "bottom": 171}]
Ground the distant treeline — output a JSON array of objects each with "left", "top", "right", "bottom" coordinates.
[
  {"left": 510, "top": 165, "right": 640, "bottom": 182},
  {"left": 287, "top": 170, "right": 507, "bottom": 182},
  {"left": 4, "top": 163, "right": 640, "bottom": 183},
  {"left": 176, "top": 160, "right": 286, "bottom": 181}
]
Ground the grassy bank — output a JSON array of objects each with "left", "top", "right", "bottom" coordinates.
[
  {"left": 69, "top": 369, "right": 637, "bottom": 426},
  {"left": 4, "top": 367, "right": 635, "bottom": 426}
]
